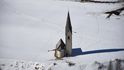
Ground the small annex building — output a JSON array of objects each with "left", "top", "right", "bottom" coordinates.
[{"left": 54, "top": 39, "right": 66, "bottom": 59}]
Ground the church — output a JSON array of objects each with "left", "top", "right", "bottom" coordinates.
[{"left": 54, "top": 12, "right": 72, "bottom": 59}]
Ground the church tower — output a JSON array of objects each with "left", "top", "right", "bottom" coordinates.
[{"left": 65, "top": 12, "right": 72, "bottom": 56}]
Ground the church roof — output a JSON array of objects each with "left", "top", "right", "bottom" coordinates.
[
  {"left": 65, "top": 12, "right": 72, "bottom": 34},
  {"left": 56, "top": 39, "right": 65, "bottom": 50}
]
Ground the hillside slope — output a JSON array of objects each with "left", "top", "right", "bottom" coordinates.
[{"left": 0, "top": 0, "right": 124, "bottom": 70}]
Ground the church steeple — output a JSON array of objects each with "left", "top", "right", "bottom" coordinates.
[
  {"left": 66, "top": 12, "right": 72, "bottom": 34},
  {"left": 65, "top": 12, "right": 72, "bottom": 56}
]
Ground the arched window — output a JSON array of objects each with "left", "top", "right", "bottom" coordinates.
[{"left": 68, "top": 36, "right": 70, "bottom": 40}]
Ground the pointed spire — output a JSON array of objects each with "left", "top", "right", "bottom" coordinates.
[{"left": 66, "top": 12, "right": 72, "bottom": 34}]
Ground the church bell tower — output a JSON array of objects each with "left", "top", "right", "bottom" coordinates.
[{"left": 65, "top": 12, "right": 72, "bottom": 56}]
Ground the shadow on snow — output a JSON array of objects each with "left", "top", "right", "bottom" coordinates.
[{"left": 72, "top": 48, "right": 124, "bottom": 56}]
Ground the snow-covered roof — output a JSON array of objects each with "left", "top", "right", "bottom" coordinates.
[{"left": 56, "top": 39, "right": 65, "bottom": 50}]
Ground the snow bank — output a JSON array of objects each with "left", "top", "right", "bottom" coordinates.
[{"left": 0, "top": 58, "right": 124, "bottom": 70}]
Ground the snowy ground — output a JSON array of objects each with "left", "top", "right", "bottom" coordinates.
[
  {"left": 0, "top": 0, "right": 124, "bottom": 70},
  {"left": 0, "top": 58, "right": 124, "bottom": 70}
]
